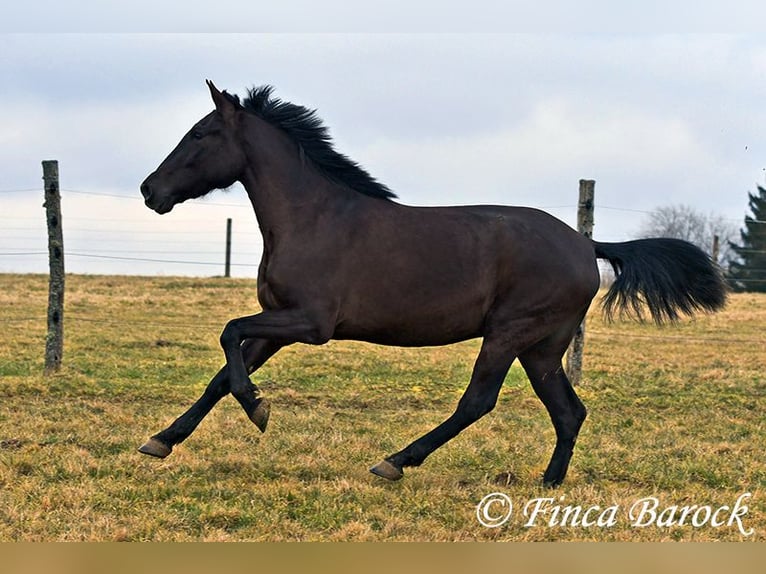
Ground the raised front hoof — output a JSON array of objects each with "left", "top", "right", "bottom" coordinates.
[
  {"left": 248, "top": 398, "right": 271, "bottom": 433},
  {"left": 369, "top": 459, "right": 404, "bottom": 481},
  {"left": 138, "top": 437, "right": 172, "bottom": 459}
]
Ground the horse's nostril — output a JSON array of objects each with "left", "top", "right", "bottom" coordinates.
[{"left": 140, "top": 182, "right": 152, "bottom": 201}]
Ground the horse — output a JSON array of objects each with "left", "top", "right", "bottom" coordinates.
[{"left": 138, "top": 81, "right": 727, "bottom": 486}]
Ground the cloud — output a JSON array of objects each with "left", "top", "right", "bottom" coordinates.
[
  {"left": 3, "top": 33, "right": 765, "bottom": 274},
  {"left": 359, "top": 97, "right": 713, "bottom": 204},
  {"left": 0, "top": 92, "right": 210, "bottom": 191},
  {"left": 5, "top": 2, "right": 766, "bottom": 33}
]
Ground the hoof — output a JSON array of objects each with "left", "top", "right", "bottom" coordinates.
[
  {"left": 369, "top": 459, "right": 404, "bottom": 481},
  {"left": 138, "top": 437, "right": 172, "bottom": 459},
  {"left": 249, "top": 398, "right": 271, "bottom": 433}
]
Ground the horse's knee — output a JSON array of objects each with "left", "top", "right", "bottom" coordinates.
[
  {"left": 220, "top": 320, "right": 240, "bottom": 351},
  {"left": 458, "top": 393, "right": 498, "bottom": 421}
]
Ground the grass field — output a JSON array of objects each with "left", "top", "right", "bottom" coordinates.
[{"left": 0, "top": 273, "right": 763, "bottom": 541}]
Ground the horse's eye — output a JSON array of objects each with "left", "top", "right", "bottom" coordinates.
[{"left": 191, "top": 130, "right": 204, "bottom": 140}]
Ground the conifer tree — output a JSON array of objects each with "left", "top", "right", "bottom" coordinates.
[{"left": 728, "top": 185, "right": 766, "bottom": 292}]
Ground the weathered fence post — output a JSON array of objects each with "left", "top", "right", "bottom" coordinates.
[
  {"left": 225, "top": 217, "right": 232, "bottom": 278},
  {"left": 565, "top": 179, "right": 595, "bottom": 386},
  {"left": 712, "top": 234, "right": 720, "bottom": 264},
  {"left": 43, "top": 160, "right": 65, "bottom": 373}
]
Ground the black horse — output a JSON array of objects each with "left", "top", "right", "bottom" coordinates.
[{"left": 139, "top": 81, "right": 726, "bottom": 486}]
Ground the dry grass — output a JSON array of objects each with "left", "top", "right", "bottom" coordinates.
[{"left": 0, "top": 274, "right": 763, "bottom": 541}]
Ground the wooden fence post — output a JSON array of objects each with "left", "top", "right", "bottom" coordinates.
[
  {"left": 712, "top": 234, "right": 720, "bottom": 264},
  {"left": 225, "top": 218, "right": 232, "bottom": 278},
  {"left": 43, "top": 160, "right": 65, "bottom": 373},
  {"left": 565, "top": 179, "right": 595, "bottom": 386}
]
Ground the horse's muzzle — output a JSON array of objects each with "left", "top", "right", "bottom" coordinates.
[{"left": 140, "top": 180, "right": 173, "bottom": 214}]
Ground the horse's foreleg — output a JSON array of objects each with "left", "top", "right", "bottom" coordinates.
[
  {"left": 370, "top": 337, "right": 515, "bottom": 480},
  {"left": 218, "top": 310, "right": 328, "bottom": 424},
  {"left": 138, "top": 338, "right": 282, "bottom": 458}
]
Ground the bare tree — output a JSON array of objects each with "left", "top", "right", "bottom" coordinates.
[{"left": 638, "top": 204, "right": 736, "bottom": 266}]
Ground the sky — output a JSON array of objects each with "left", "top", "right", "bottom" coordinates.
[{"left": 2, "top": 8, "right": 766, "bottom": 276}]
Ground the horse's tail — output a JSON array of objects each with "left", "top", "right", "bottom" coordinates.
[{"left": 593, "top": 238, "right": 728, "bottom": 324}]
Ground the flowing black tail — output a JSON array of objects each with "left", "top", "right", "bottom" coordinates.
[{"left": 593, "top": 238, "right": 728, "bottom": 324}]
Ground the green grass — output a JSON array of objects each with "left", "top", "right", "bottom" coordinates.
[{"left": 0, "top": 274, "right": 763, "bottom": 541}]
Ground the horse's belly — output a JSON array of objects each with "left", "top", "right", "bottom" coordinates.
[{"left": 332, "top": 294, "right": 486, "bottom": 346}]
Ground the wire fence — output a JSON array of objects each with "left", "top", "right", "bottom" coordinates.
[
  {"left": 2, "top": 183, "right": 765, "bottom": 353},
  {"left": 1, "top": 313, "right": 763, "bottom": 348},
  {"left": 0, "top": 186, "right": 262, "bottom": 276},
  {"left": 2, "top": 185, "right": 766, "bottom": 281}
]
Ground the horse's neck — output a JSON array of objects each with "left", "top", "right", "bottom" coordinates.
[
  {"left": 240, "top": 159, "right": 354, "bottom": 240},
  {"left": 237, "top": 116, "right": 361, "bottom": 239}
]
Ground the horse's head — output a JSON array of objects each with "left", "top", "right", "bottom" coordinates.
[{"left": 141, "top": 81, "right": 246, "bottom": 214}]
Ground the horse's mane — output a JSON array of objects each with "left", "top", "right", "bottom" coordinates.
[{"left": 224, "top": 86, "right": 396, "bottom": 200}]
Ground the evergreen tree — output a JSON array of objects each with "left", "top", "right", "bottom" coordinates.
[{"left": 727, "top": 185, "right": 766, "bottom": 292}]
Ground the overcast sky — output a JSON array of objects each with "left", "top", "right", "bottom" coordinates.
[{"left": 2, "top": 26, "right": 766, "bottom": 275}]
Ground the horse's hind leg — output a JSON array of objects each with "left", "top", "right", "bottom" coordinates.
[
  {"left": 138, "top": 338, "right": 281, "bottom": 458},
  {"left": 519, "top": 330, "right": 587, "bottom": 487},
  {"left": 370, "top": 336, "right": 516, "bottom": 480}
]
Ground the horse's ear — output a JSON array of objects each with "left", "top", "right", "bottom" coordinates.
[{"left": 206, "top": 79, "right": 237, "bottom": 122}]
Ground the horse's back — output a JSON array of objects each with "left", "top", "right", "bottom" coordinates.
[{"left": 331, "top": 202, "right": 599, "bottom": 346}]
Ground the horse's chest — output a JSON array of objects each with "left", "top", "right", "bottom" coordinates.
[
  {"left": 256, "top": 254, "right": 287, "bottom": 310},
  {"left": 256, "top": 278, "right": 282, "bottom": 311},
  {"left": 256, "top": 254, "right": 305, "bottom": 310}
]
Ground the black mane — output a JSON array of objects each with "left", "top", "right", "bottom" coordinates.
[{"left": 226, "top": 85, "right": 396, "bottom": 200}]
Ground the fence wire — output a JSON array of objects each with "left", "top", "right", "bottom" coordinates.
[{"left": 1, "top": 313, "right": 764, "bottom": 347}]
